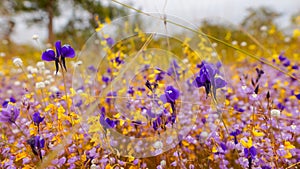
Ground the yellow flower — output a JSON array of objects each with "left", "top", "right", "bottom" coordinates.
[
  {"left": 252, "top": 128, "right": 264, "bottom": 137},
  {"left": 15, "top": 151, "right": 27, "bottom": 161},
  {"left": 284, "top": 141, "right": 295, "bottom": 149},
  {"left": 240, "top": 137, "right": 252, "bottom": 148}
]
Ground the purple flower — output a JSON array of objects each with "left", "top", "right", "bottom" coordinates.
[
  {"left": 230, "top": 129, "right": 241, "bottom": 144},
  {"left": 32, "top": 112, "right": 44, "bottom": 126},
  {"left": 102, "top": 76, "right": 110, "bottom": 84},
  {"left": 105, "top": 37, "right": 114, "bottom": 47},
  {"left": 0, "top": 104, "right": 19, "bottom": 123},
  {"left": 160, "top": 85, "right": 180, "bottom": 103},
  {"left": 42, "top": 40, "right": 75, "bottom": 73},
  {"left": 99, "top": 112, "right": 118, "bottom": 128},
  {"left": 278, "top": 53, "right": 286, "bottom": 61},
  {"left": 192, "top": 62, "right": 226, "bottom": 97},
  {"left": 26, "top": 135, "right": 45, "bottom": 160},
  {"left": 295, "top": 94, "right": 300, "bottom": 100},
  {"left": 244, "top": 146, "right": 257, "bottom": 159}
]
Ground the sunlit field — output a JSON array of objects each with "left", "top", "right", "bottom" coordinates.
[{"left": 0, "top": 1, "right": 300, "bottom": 169}]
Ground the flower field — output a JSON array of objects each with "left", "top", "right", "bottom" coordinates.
[{"left": 0, "top": 1, "right": 300, "bottom": 169}]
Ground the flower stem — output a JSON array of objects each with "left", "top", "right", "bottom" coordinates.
[{"left": 60, "top": 63, "right": 71, "bottom": 114}]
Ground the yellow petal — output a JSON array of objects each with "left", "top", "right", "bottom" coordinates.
[
  {"left": 284, "top": 151, "right": 292, "bottom": 159},
  {"left": 284, "top": 141, "right": 295, "bottom": 149}
]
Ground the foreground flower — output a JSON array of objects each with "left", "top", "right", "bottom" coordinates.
[
  {"left": 160, "top": 85, "right": 180, "bottom": 114},
  {"left": 42, "top": 40, "right": 75, "bottom": 73},
  {"left": 32, "top": 112, "right": 44, "bottom": 126},
  {"left": 0, "top": 103, "right": 19, "bottom": 123},
  {"left": 26, "top": 135, "right": 45, "bottom": 160},
  {"left": 193, "top": 62, "right": 226, "bottom": 97}
]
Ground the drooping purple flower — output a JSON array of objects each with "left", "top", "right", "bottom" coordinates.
[
  {"left": 296, "top": 94, "right": 300, "bottom": 100},
  {"left": 230, "top": 129, "right": 241, "bottom": 144},
  {"left": 26, "top": 135, "right": 45, "bottom": 160},
  {"left": 244, "top": 146, "right": 257, "bottom": 159},
  {"left": 0, "top": 103, "right": 19, "bottom": 123},
  {"left": 193, "top": 62, "right": 226, "bottom": 96},
  {"left": 99, "top": 112, "right": 118, "bottom": 129},
  {"left": 278, "top": 53, "right": 286, "bottom": 62},
  {"left": 42, "top": 40, "right": 75, "bottom": 73},
  {"left": 32, "top": 112, "right": 44, "bottom": 126},
  {"left": 105, "top": 37, "right": 114, "bottom": 47},
  {"left": 127, "top": 86, "right": 134, "bottom": 96},
  {"left": 2, "top": 97, "right": 16, "bottom": 108},
  {"left": 102, "top": 76, "right": 110, "bottom": 84},
  {"left": 160, "top": 85, "right": 180, "bottom": 103}
]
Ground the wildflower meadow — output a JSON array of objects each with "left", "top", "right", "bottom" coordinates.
[{"left": 0, "top": 1, "right": 300, "bottom": 169}]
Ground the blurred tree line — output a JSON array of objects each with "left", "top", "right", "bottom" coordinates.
[
  {"left": 0, "top": 1, "right": 299, "bottom": 62},
  {"left": 0, "top": 0, "right": 128, "bottom": 47}
]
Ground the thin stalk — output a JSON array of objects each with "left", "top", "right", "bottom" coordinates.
[{"left": 59, "top": 62, "right": 71, "bottom": 114}]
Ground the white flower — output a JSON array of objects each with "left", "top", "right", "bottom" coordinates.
[
  {"left": 0, "top": 52, "right": 5, "bottom": 57},
  {"left": 90, "top": 164, "right": 97, "bottom": 169},
  {"left": 27, "top": 74, "right": 33, "bottom": 79},
  {"left": 260, "top": 25, "right": 268, "bottom": 31},
  {"left": 231, "top": 40, "right": 238, "bottom": 45},
  {"left": 271, "top": 109, "right": 280, "bottom": 117},
  {"left": 241, "top": 41, "right": 247, "bottom": 47},
  {"left": 30, "top": 68, "right": 38, "bottom": 74},
  {"left": 14, "top": 81, "right": 21, "bottom": 86},
  {"left": 153, "top": 141, "right": 163, "bottom": 149},
  {"left": 13, "top": 57, "right": 23, "bottom": 67},
  {"left": 160, "top": 160, "right": 166, "bottom": 166},
  {"left": 32, "top": 34, "right": 39, "bottom": 40},
  {"left": 200, "top": 131, "right": 208, "bottom": 139},
  {"left": 35, "top": 82, "right": 46, "bottom": 89},
  {"left": 44, "top": 69, "right": 51, "bottom": 74},
  {"left": 36, "top": 61, "right": 45, "bottom": 69},
  {"left": 50, "top": 86, "right": 59, "bottom": 93},
  {"left": 44, "top": 80, "right": 50, "bottom": 85}
]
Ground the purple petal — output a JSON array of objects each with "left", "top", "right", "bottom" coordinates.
[
  {"left": 192, "top": 76, "right": 204, "bottom": 88},
  {"left": 42, "top": 49, "right": 56, "bottom": 61},
  {"left": 160, "top": 94, "right": 167, "bottom": 103},
  {"left": 61, "top": 45, "right": 75, "bottom": 58},
  {"left": 55, "top": 41, "right": 62, "bottom": 57},
  {"left": 244, "top": 148, "right": 249, "bottom": 157},
  {"left": 0, "top": 110, "right": 11, "bottom": 122},
  {"left": 215, "top": 77, "right": 227, "bottom": 88},
  {"left": 249, "top": 146, "right": 257, "bottom": 157}
]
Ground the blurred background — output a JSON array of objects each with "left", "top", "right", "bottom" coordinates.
[{"left": 0, "top": 0, "right": 299, "bottom": 61}]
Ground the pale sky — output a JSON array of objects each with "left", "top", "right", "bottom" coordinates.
[{"left": 9, "top": 0, "right": 300, "bottom": 44}]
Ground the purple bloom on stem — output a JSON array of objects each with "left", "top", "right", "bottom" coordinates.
[
  {"left": 105, "top": 37, "right": 114, "bottom": 47},
  {"left": 102, "top": 76, "right": 110, "bottom": 84},
  {"left": 99, "top": 112, "right": 118, "bottom": 128},
  {"left": 160, "top": 86, "right": 180, "bottom": 103},
  {"left": 0, "top": 103, "right": 19, "bottom": 123},
  {"left": 32, "top": 112, "right": 44, "bottom": 126},
  {"left": 244, "top": 146, "right": 257, "bottom": 159},
  {"left": 2, "top": 97, "right": 16, "bottom": 107},
  {"left": 295, "top": 94, "right": 300, "bottom": 100},
  {"left": 192, "top": 62, "right": 226, "bottom": 97},
  {"left": 27, "top": 135, "right": 45, "bottom": 160},
  {"left": 278, "top": 53, "right": 286, "bottom": 62},
  {"left": 41, "top": 40, "right": 75, "bottom": 73},
  {"left": 230, "top": 129, "right": 241, "bottom": 144}
]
